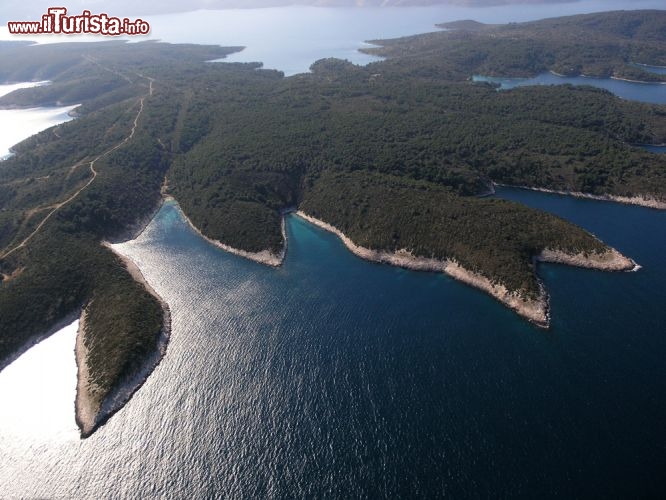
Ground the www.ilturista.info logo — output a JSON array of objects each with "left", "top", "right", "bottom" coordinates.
[{"left": 8, "top": 7, "right": 150, "bottom": 36}]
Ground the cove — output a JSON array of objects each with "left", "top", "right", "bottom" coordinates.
[
  {"left": 1, "top": 193, "right": 665, "bottom": 497},
  {"left": 473, "top": 72, "right": 666, "bottom": 104}
]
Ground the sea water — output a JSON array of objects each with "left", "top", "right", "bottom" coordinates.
[
  {"left": 2, "top": 1, "right": 665, "bottom": 75},
  {"left": 2, "top": 3, "right": 666, "bottom": 497},
  {"left": 1, "top": 193, "right": 664, "bottom": 497},
  {"left": 0, "top": 82, "right": 77, "bottom": 159},
  {"left": 473, "top": 72, "right": 666, "bottom": 105}
]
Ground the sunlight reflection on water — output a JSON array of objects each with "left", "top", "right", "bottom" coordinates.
[
  {"left": 0, "top": 81, "right": 50, "bottom": 98},
  {"left": 0, "top": 101, "right": 78, "bottom": 158},
  {"left": 0, "top": 320, "right": 79, "bottom": 443}
]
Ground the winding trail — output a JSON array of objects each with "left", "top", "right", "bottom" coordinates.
[{"left": 0, "top": 68, "right": 154, "bottom": 261}]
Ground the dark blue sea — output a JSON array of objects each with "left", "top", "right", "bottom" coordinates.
[
  {"left": 2, "top": 4, "right": 666, "bottom": 498},
  {"left": 642, "top": 144, "right": 666, "bottom": 154},
  {"left": 2, "top": 189, "right": 665, "bottom": 498}
]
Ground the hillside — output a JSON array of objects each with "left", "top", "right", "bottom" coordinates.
[
  {"left": 1, "top": 10, "right": 664, "bottom": 435},
  {"left": 364, "top": 10, "right": 666, "bottom": 81}
]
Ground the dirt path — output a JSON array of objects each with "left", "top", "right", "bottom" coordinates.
[{"left": 0, "top": 68, "right": 154, "bottom": 260}]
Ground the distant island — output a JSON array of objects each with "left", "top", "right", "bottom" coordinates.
[
  {"left": 1, "top": 10, "right": 664, "bottom": 437},
  {"left": 0, "top": 0, "right": 582, "bottom": 25}
]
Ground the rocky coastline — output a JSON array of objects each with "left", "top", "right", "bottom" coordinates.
[
  {"left": 170, "top": 197, "right": 286, "bottom": 267},
  {"left": 493, "top": 183, "right": 666, "bottom": 210},
  {"left": 296, "top": 211, "right": 551, "bottom": 326},
  {"left": 295, "top": 211, "right": 638, "bottom": 328},
  {"left": 75, "top": 243, "right": 172, "bottom": 438}
]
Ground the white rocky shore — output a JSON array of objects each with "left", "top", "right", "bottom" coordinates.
[
  {"left": 75, "top": 243, "right": 171, "bottom": 438},
  {"left": 295, "top": 211, "right": 638, "bottom": 328},
  {"left": 74, "top": 309, "right": 97, "bottom": 437},
  {"left": 169, "top": 197, "right": 286, "bottom": 267},
  {"left": 537, "top": 248, "right": 638, "bottom": 271},
  {"left": 494, "top": 183, "right": 666, "bottom": 210},
  {"left": 76, "top": 194, "right": 289, "bottom": 436}
]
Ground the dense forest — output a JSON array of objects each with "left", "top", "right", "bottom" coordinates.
[
  {"left": 299, "top": 170, "right": 607, "bottom": 297},
  {"left": 0, "top": 42, "right": 241, "bottom": 428},
  {"left": 364, "top": 10, "right": 666, "bottom": 82},
  {"left": 0, "top": 10, "right": 664, "bottom": 433}
]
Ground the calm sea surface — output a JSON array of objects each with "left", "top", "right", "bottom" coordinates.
[
  {"left": 473, "top": 73, "right": 666, "bottom": 104},
  {"left": 2, "top": 1, "right": 665, "bottom": 75},
  {"left": 642, "top": 144, "right": 666, "bottom": 153},
  {"left": 1, "top": 4, "right": 666, "bottom": 498},
  {"left": 141, "top": 1, "right": 666, "bottom": 75},
  {"left": 0, "top": 82, "right": 77, "bottom": 159},
  {"left": 2, "top": 193, "right": 665, "bottom": 498}
]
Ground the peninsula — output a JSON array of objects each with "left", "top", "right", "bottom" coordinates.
[{"left": 1, "top": 10, "right": 664, "bottom": 436}]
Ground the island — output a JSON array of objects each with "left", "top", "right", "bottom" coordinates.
[{"left": 1, "top": 10, "right": 665, "bottom": 436}]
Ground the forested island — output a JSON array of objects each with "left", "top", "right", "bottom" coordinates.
[{"left": 0, "top": 10, "right": 664, "bottom": 436}]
